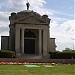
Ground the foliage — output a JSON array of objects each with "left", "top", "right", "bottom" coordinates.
[
  {"left": 49, "top": 51, "right": 75, "bottom": 59},
  {"left": 62, "top": 48, "right": 75, "bottom": 53},
  {"left": 62, "top": 50, "right": 75, "bottom": 53},
  {"left": 0, "top": 50, "right": 15, "bottom": 58}
]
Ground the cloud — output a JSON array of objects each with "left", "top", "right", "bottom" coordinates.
[
  {"left": 0, "top": 11, "right": 9, "bottom": 27},
  {"left": 0, "top": 5, "right": 1, "bottom": 9},
  {"left": 0, "top": 27, "right": 9, "bottom": 33},
  {"left": 0, "top": 11, "right": 9, "bottom": 21},
  {"left": 50, "top": 19, "right": 75, "bottom": 50},
  {"left": 0, "top": 0, "right": 46, "bottom": 12},
  {"left": 1, "top": 0, "right": 26, "bottom": 12},
  {"left": 61, "top": 20, "right": 75, "bottom": 34},
  {"left": 55, "top": 11, "right": 74, "bottom": 17}
]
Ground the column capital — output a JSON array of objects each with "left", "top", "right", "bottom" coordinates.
[
  {"left": 16, "top": 26, "right": 20, "bottom": 29},
  {"left": 22, "top": 28, "right": 25, "bottom": 30}
]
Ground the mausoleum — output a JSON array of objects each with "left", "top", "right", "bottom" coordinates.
[{"left": 1, "top": 3, "right": 56, "bottom": 58}]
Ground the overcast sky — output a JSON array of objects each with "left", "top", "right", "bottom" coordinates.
[{"left": 0, "top": 0, "right": 75, "bottom": 51}]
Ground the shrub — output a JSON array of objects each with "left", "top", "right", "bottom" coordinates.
[
  {"left": 0, "top": 50, "right": 16, "bottom": 58},
  {"left": 49, "top": 51, "right": 75, "bottom": 59}
]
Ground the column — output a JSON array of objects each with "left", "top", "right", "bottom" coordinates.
[
  {"left": 39, "top": 29, "right": 42, "bottom": 55},
  {"left": 21, "top": 28, "right": 24, "bottom": 54},
  {"left": 15, "top": 26, "right": 21, "bottom": 57},
  {"left": 43, "top": 29, "right": 48, "bottom": 57}
]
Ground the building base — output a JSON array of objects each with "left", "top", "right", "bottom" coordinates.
[{"left": 16, "top": 53, "right": 21, "bottom": 58}]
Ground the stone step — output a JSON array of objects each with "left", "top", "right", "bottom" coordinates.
[{"left": 21, "top": 54, "right": 43, "bottom": 59}]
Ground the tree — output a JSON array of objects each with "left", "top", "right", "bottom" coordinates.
[{"left": 62, "top": 48, "right": 75, "bottom": 53}]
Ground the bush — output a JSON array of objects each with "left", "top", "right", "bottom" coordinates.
[
  {"left": 49, "top": 51, "right": 75, "bottom": 59},
  {"left": 0, "top": 50, "right": 16, "bottom": 58}
]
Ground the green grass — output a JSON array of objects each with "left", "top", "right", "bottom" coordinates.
[{"left": 0, "top": 64, "right": 75, "bottom": 75}]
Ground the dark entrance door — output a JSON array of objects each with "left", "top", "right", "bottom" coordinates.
[{"left": 24, "top": 39, "right": 35, "bottom": 54}]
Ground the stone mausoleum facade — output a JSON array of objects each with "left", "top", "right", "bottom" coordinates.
[{"left": 1, "top": 10, "right": 56, "bottom": 58}]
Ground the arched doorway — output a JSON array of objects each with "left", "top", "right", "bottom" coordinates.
[{"left": 24, "top": 30, "right": 36, "bottom": 54}]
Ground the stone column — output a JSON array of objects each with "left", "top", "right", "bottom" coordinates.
[
  {"left": 39, "top": 29, "right": 42, "bottom": 55},
  {"left": 15, "top": 26, "right": 21, "bottom": 57},
  {"left": 43, "top": 29, "right": 48, "bottom": 57},
  {"left": 21, "top": 28, "right": 24, "bottom": 54}
]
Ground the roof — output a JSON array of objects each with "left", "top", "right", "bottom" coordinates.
[{"left": 9, "top": 10, "right": 50, "bottom": 25}]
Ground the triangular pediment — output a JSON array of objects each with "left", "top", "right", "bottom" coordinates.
[{"left": 16, "top": 16, "right": 47, "bottom": 24}]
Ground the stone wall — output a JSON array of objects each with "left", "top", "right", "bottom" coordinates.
[
  {"left": 1, "top": 36, "right": 9, "bottom": 50},
  {"left": 0, "top": 58, "right": 75, "bottom": 64},
  {"left": 49, "top": 38, "right": 56, "bottom": 51}
]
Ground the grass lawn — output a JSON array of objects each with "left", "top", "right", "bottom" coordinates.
[{"left": 0, "top": 64, "right": 75, "bottom": 75}]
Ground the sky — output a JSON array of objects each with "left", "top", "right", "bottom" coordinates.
[{"left": 0, "top": 0, "right": 75, "bottom": 51}]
